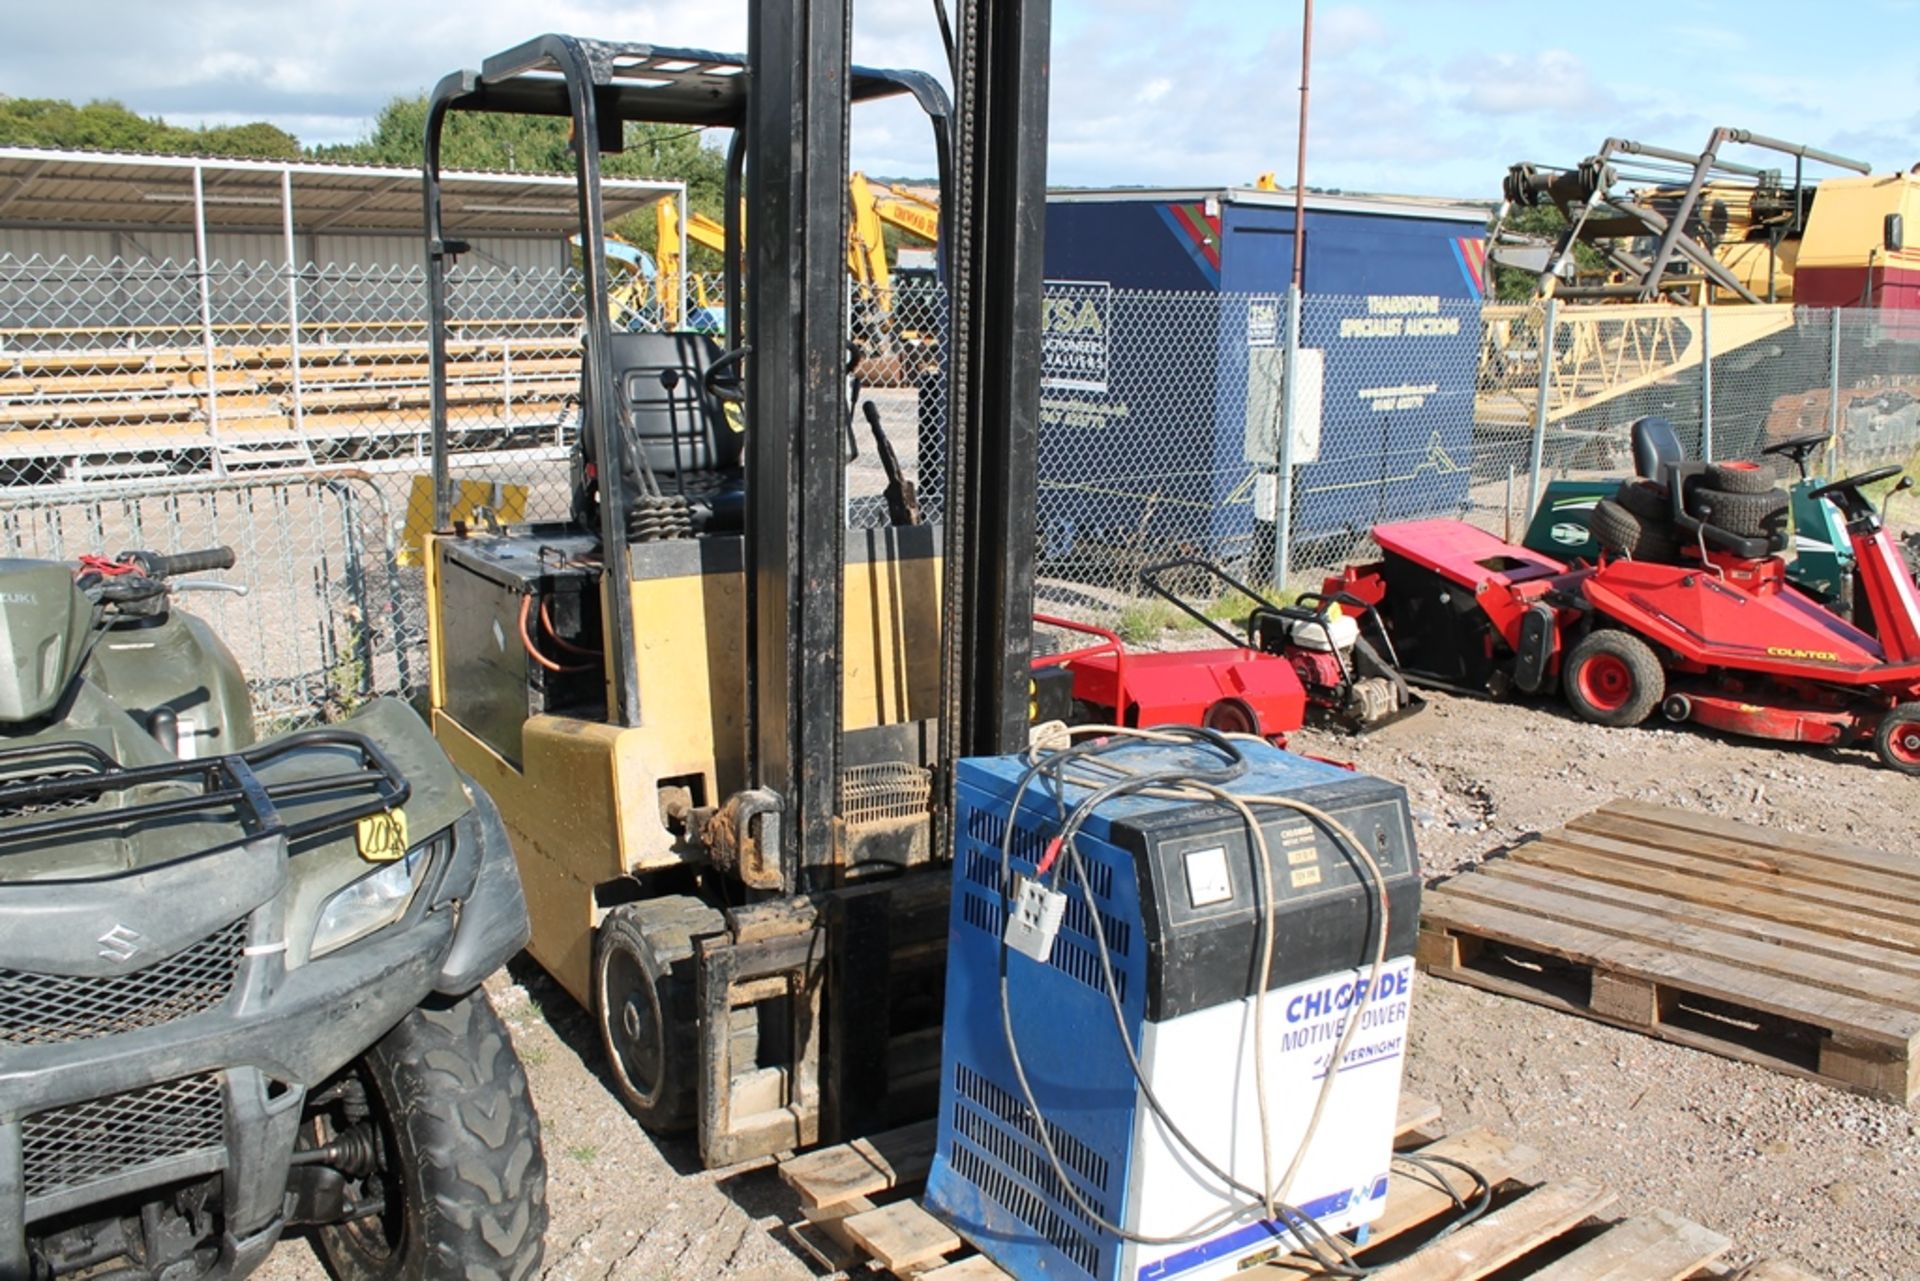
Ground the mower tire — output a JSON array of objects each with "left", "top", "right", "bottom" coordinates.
[
  {"left": 1590, "top": 498, "right": 1681, "bottom": 562},
  {"left": 1686, "top": 485, "right": 1789, "bottom": 540},
  {"left": 1706, "top": 460, "right": 1778, "bottom": 494},
  {"left": 1613, "top": 480, "right": 1670, "bottom": 523},
  {"left": 1875, "top": 704, "right": 1920, "bottom": 776},
  {"left": 594, "top": 895, "right": 725, "bottom": 1135},
  {"left": 1563, "top": 629, "right": 1665, "bottom": 727}
]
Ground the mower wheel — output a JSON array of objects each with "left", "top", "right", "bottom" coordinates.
[
  {"left": 1686, "top": 484, "right": 1789, "bottom": 539},
  {"left": 1613, "top": 480, "right": 1670, "bottom": 523},
  {"left": 1706, "top": 460, "right": 1779, "bottom": 494},
  {"left": 1563, "top": 629, "right": 1665, "bottom": 727},
  {"left": 1590, "top": 498, "right": 1681, "bottom": 561},
  {"left": 1875, "top": 704, "right": 1920, "bottom": 776}
]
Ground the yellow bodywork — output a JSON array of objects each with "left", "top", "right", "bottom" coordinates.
[
  {"left": 425, "top": 529, "right": 941, "bottom": 1002},
  {"left": 1798, "top": 171, "right": 1920, "bottom": 271}
]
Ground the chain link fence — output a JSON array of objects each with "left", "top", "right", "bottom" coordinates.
[{"left": 4, "top": 250, "right": 1920, "bottom": 707}]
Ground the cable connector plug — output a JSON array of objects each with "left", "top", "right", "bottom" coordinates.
[{"left": 1004, "top": 875, "right": 1067, "bottom": 963}]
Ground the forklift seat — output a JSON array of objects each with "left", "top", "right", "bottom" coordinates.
[
  {"left": 575, "top": 331, "right": 747, "bottom": 539},
  {"left": 605, "top": 332, "right": 743, "bottom": 477}
]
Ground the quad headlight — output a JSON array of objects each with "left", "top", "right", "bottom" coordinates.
[{"left": 310, "top": 837, "right": 441, "bottom": 956}]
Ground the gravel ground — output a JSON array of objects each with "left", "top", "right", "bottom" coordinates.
[{"left": 255, "top": 690, "right": 1911, "bottom": 1281}]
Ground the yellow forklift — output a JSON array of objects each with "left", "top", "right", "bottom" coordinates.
[{"left": 418, "top": 3, "right": 1053, "bottom": 1167}]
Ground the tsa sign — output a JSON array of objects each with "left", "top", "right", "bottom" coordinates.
[{"left": 1040, "top": 280, "right": 1112, "bottom": 394}]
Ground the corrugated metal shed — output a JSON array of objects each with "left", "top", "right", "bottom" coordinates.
[{"left": 0, "top": 147, "right": 679, "bottom": 239}]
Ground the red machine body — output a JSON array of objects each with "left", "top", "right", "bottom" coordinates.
[
  {"left": 1325, "top": 463, "right": 1920, "bottom": 773},
  {"left": 1032, "top": 614, "right": 1308, "bottom": 739}
]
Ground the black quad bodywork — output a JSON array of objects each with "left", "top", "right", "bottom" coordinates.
[
  {"left": 0, "top": 554, "right": 543, "bottom": 1281},
  {"left": 421, "top": 1, "right": 1050, "bottom": 1168}
]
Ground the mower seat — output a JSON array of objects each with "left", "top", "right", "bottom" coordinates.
[{"left": 1631, "top": 416, "right": 1685, "bottom": 482}]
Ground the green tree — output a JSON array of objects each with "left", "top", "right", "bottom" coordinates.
[
  {"left": 1490, "top": 202, "right": 1609, "bottom": 303},
  {"left": 0, "top": 96, "right": 299, "bottom": 158},
  {"left": 317, "top": 94, "right": 726, "bottom": 223}
]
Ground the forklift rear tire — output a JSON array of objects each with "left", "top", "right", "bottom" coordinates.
[
  {"left": 594, "top": 896, "right": 726, "bottom": 1134},
  {"left": 1563, "top": 630, "right": 1665, "bottom": 728},
  {"left": 1875, "top": 704, "right": 1920, "bottom": 776}
]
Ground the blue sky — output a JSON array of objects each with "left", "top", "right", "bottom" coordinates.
[{"left": 2, "top": 0, "right": 1913, "bottom": 200}]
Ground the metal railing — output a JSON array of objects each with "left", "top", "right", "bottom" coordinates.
[{"left": 3, "top": 251, "right": 1919, "bottom": 706}]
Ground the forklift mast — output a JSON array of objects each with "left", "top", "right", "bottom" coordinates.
[{"left": 419, "top": 0, "right": 1049, "bottom": 1165}]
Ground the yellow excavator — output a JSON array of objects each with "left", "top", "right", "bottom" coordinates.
[{"left": 651, "top": 173, "right": 941, "bottom": 338}]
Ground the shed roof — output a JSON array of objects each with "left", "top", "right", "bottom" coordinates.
[{"left": 0, "top": 146, "right": 682, "bottom": 237}]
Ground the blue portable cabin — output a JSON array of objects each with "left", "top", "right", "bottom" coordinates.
[{"left": 1038, "top": 186, "right": 1489, "bottom": 575}]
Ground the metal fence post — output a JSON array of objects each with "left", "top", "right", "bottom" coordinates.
[
  {"left": 280, "top": 168, "right": 306, "bottom": 449},
  {"left": 1525, "top": 295, "right": 1556, "bottom": 515},
  {"left": 190, "top": 165, "right": 227, "bottom": 478},
  {"left": 1828, "top": 306, "right": 1844, "bottom": 471},
  {"left": 1699, "top": 303, "right": 1714, "bottom": 460},
  {"left": 1273, "top": 284, "right": 1302, "bottom": 589}
]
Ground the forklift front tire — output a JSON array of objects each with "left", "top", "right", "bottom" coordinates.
[
  {"left": 1874, "top": 704, "right": 1920, "bottom": 776},
  {"left": 594, "top": 896, "right": 726, "bottom": 1134},
  {"left": 1563, "top": 629, "right": 1665, "bottom": 728}
]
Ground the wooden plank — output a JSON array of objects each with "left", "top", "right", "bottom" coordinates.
[
  {"left": 1569, "top": 812, "right": 1920, "bottom": 908},
  {"left": 1424, "top": 956, "right": 1913, "bottom": 1102},
  {"left": 841, "top": 1200, "right": 963, "bottom": 1272},
  {"left": 1368, "top": 1178, "right": 1616, "bottom": 1281},
  {"left": 780, "top": 1120, "right": 937, "bottom": 1210},
  {"left": 1395, "top": 1094, "right": 1442, "bottom": 1141},
  {"left": 1598, "top": 801, "right": 1917, "bottom": 885},
  {"left": 1477, "top": 861, "right": 1920, "bottom": 983},
  {"left": 1433, "top": 866, "right": 1920, "bottom": 1015},
  {"left": 1522, "top": 832, "right": 1920, "bottom": 935},
  {"left": 1525, "top": 1210, "right": 1729, "bottom": 1281},
  {"left": 1505, "top": 840, "right": 1920, "bottom": 955},
  {"left": 1421, "top": 890, "right": 1919, "bottom": 1046},
  {"left": 1245, "top": 1128, "right": 1539, "bottom": 1279},
  {"left": 917, "top": 1257, "right": 1010, "bottom": 1281},
  {"left": 785, "top": 1218, "right": 862, "bottom": 1273}
]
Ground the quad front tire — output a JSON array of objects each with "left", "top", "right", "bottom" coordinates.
[
  {"left": 1563, "top": 630, "right": 1665, "bottom": 728},
  {"left": 594, "top": 895, "right": 725, "bottom": 1134},
  {"left": 311, "top": 991, "right": 547, "bottom": 1281}
]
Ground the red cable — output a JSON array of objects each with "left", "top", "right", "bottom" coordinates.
[
  {"left": 518, "top": 595, "right": 595, "bottom": 674},
  {"left": 539, "top": 597, "right": 603, "bottom": 657}
]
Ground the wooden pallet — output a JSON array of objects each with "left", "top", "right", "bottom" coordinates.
[
  {"left": 771, "top": 1096, "right": 1802, "bottom": 1281},
  {"left": 1418, "top": 801, "right": 1920, "bottom": 1104}
]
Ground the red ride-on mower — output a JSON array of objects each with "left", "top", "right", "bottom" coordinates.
[
  {"left": 1033, "top": 558, "right": 1423, "bottom": 740},
  {"left": 1328, "top": 447, "right": 1920, "bottom": 773}
]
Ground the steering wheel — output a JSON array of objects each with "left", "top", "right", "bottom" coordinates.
[
  {"left": 1761, "top": 431, "right": 1831, "bottom": 478},
  {"left": 703, "top": 346, "right": 749, "bottom": 405},
  {"left": 1810, "top": 464, "right": 1903, "bottom": 502}
]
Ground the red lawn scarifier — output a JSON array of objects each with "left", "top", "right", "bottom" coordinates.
[
  {"left": 1327, "top": 418, "right": 1920, "bottom": 773},
  {"left": 1034, "top": 559, "right": 1423, "bottom": 741}
]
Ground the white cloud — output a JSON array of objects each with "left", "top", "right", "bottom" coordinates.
[{"left": 1453, "top": 49, "right": 1617, "bottom": 119}]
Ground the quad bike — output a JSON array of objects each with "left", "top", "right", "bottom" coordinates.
[
  {"left": 1031, "top": 558, "right": 1422, "bottom": 740},
  {"left": 1329, "top": 418, "right": 1920, "bottom": 773},
  {"left": 0, "top": 547, "right": 547, "bottom": 1280}
]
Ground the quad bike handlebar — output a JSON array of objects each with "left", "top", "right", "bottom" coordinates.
[{"left": 127, "top": 546, "right": 237, "bottom": 578}]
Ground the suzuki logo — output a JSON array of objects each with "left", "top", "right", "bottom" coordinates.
[{"left": 97, "top": 925, "right": 142, "bottom": 962}]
